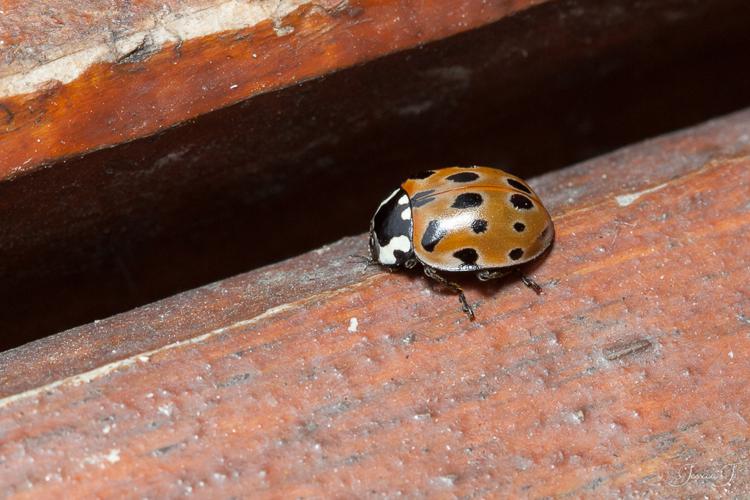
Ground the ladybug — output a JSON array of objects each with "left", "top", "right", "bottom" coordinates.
[{"left": 369, "top": 166, "right": 554, "bottom": 320}]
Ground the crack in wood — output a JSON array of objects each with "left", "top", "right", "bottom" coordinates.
[{"left": 603, "top": 338, "right": 652, "bottom": 361}]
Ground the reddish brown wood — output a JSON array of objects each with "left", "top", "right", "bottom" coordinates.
[
  {"left": 0, "top": 110, "right": 748, "bottom": 497},
  {"left": 4, "top": 106, "right": 750, "bottom": 397},
  {"left": 0, "top": 0, "right": 546, "bottom": 179},
  {"left": 3, "top": 0, "right": 750, "bottom": 351}
]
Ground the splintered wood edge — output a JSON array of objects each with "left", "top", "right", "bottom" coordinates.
[
  {"left": 0, "top": 0, "right": 547, "bottom": 179},
  {"left": 2, "top": 107, "right": 750, "bottom": 397}
]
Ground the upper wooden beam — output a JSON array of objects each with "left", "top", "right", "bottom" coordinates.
[{"left": 0, "top": 0, "right": 546, "bottom": 179}]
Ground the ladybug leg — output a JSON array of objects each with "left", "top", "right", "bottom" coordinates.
[
  {"left": 476, "top": 269, "right": 512, "bottom": 281},
  {"left": 477, "top": 268, "right": 543, "bottom": 294},
  {"left": 423, "top": 266, "right": 475, "bottom": 321},
  {"left": 404, "top": 258, "right": 418, "bottom": 269},
  {"left": 520, "top": 274, "right": 543, "bottom": 295}
]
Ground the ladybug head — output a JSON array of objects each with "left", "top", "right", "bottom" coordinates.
[{"left": 369, "top": 188, "right": 414, "bottom": 267}]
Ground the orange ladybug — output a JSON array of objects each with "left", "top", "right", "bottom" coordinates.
[{"left": 369, "top": 166, "right": 554, "bottom": 320}]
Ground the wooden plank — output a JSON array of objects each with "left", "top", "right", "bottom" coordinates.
[
  {"left": 3, "top": 0, "right": 747, "bottom": 180},
  {"left": 0, "top": 0, "right": 546, "bottom": 179},
  {"left": 1, "top": 109, "right": 749, "bottom": 497},
  {"left": 3, "top": 0, "right": 750, "bottom": 350}
]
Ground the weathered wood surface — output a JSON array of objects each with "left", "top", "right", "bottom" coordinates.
[
  {"left": 3, "top": 0, "right": 750, "bottom": 351},
  {"left": 0, "top": 0, "right": 547, "bottom": 179},
  {"left": 1, "top": 110, "right": 749, "bottom": 497},
  {"left": 3, "top": 0, "right": 747, "bottom": 181}
]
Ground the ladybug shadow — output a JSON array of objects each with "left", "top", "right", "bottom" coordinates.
[
  {"left": 411, "top": 243, "right": 555, "bottom": 300},
  {"left": 475, "top": 244, "right": 555, "bottom": 299}
]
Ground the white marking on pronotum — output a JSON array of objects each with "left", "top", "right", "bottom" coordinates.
[
  {"left": 615, "top": 182, "right": 669, "bottom": 207},
  {"left": 401, "top": 207, "right": 411, "bottom": 220},
  {"left": 376, "top": 235, "right": 411, "bottom": 265},
  {"left": 348, "top": 317, "right": 359, "bottom": 333},
  {"left": 398, "top": 195, "right": 409, "bottom": 205}
]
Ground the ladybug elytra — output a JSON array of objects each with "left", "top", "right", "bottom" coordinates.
[{"left": 369, "top": 166, "right": 554, "bottom": 320}]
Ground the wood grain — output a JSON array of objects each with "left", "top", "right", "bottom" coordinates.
[
  {"left": 1, "top": 109, "right": 748, "bottom": 497},
  {"left": 3, "top": 0, "right": 750, "bottom": 350},
  {"left": 0, "top": 0, "right": 545, "bottom": 179}
]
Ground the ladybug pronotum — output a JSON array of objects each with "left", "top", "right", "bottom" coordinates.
[{"left": 369, "top": 166, "right": 554, "bottom": 320}]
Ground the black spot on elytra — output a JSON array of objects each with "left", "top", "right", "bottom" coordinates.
[
  {"left": 513, "top": 222, "right": 526, "bottom": 232},
  {"left": 447, "top": 172, "right": 479, "bottom": 183},
  {"left": 471, "top": 219, "right": 488, "bottom": 233},
  {"left": 509, "top": 248, "right": 524, "bottom": 260},
  {"left": 421, "top": 220, "right": 447, "bottom": 252},
  {"left": 452, "top": 193, "right": 483, "bottom": 209},
  {"left": 507, "top": 178, "right": 532, "bottom": 194},
  {"left": 510, "top": 193, "right": 534, "bottom": 210},
  {"left": 454, "top": 248, "right": 479, "bottom": 266},
  {"left": 410, "top": 190, "right": 436, "bottom": 208},
  {"left": 409, "top": 170, "right": 435, "bottom": 179}
]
